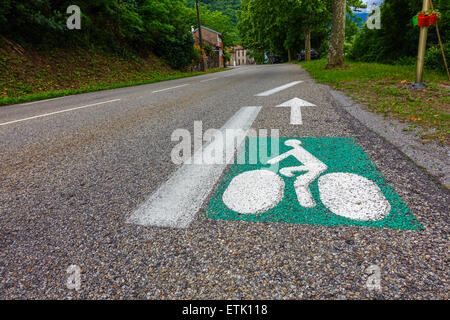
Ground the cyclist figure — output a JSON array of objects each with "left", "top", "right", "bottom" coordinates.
[{"left": 268, "top": 139, "right": 328, "bottom": 208}]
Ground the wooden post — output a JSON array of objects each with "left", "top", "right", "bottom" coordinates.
[
  {"left": 413, "top": 0, "right": 430, "bottom": 88},
  {"left": 195, "top": 0, "right": 207, "bottom": 72}
]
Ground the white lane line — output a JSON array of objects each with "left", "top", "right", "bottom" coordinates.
[
  {"left": 152, "top": 84, "right": 189, "bottom": 93},
  {"left": 20, "top": 97, "right": 65, "bottom": 106},
  {"left": 255, "top": 81, "right": 303, "bottom": 96},
  {"left": 127, "top": 106, "right": 262, "bottom": 228},
  {"left": 0, "top": 99, "right": 121, "bottom": 126},
  {"left": 223, "top": 69, "right": 248, "bottom": 77},
  {"left": 200, "top": 77, "right": 218, "bottom": 83},
  {"left": 224, "top": 72, "right": 244, "bottom": 78}
]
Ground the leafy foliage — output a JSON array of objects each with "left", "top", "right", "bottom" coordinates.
[
  {"left": 350, "top": 0, "right": 449, "bottom": 72},
  {"left": 186, "top": 0, "right": 241, "bottom": 23},
  {"left": 238, "top": 0, "right": 363, "bottom": 60},
  {"left": 186, "top": 5, "right": 239, "bottom": 47},
  {"left": 426, "top": 42, "right": 450, "bottom": 73},
  {"left": 0, "top": 0, "right": 198, "bottom": 69}
]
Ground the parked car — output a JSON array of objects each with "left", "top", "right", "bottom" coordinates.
[
  {"left": 271, "top": 56, "right": 282, "bottom": 64},
  {"left": 298, "top": 49, "right": 319, "bottom": 61}
]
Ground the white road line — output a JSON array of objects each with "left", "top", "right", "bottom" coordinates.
[
  {"left": 255, "top": 81, "right": 303, "bottom": 96},
  {"left": 20, "top": 97, "right": 65, "bottom": 106},
  {"left": 0, "top": 99, "right": 121, "bottom": 126},
  {"left": 223, "top": 69, "right": 248, "bottom": 77},
  {"left": 200, "top": 77, "right": 218, "bottom": 83},
  {"left": 224, "top": 72, "right": 244, "bottom": 78},
  {"left": 152, "top": 84, "right": 189, "bottom": 93},
  {"left": 127, "top": 106, "right": 262, "bottom": 228}
]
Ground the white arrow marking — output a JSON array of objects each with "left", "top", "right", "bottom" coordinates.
[{"left": 276, "top": 97, "right": 316, "bottom": 125}]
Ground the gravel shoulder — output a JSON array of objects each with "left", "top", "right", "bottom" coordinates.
[{"left": 328, "top": 88, "right": 450, "bottom": 187}]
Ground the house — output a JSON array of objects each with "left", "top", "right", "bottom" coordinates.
[
  {"left": 227, "top": 46, "right": 254, "bottom": 66},
  {"left": 192, "top": 26, "right": 224, "bottom": 68}
]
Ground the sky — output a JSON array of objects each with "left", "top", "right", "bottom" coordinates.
[
  {"left": 362, "top": 0, "right": 384, "bottom": 5},
  {"left": 357, "top": 0, "right": 385, "bottom": 13},
  {"left": 351, "top": 0, "right": 384, "bottom": 26}
]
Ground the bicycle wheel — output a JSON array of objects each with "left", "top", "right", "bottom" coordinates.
[
  {"left": 223, "top": 170, "right": 285, "bottom": 215},
  {"left": 318, "top": 172, "right": 391, "bottom": 221}
]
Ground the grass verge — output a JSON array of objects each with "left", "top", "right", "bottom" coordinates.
[
  {"left": 0, "top": 68, "right": 225, "bottom": 106},
  {"left": 298, "top": 59, "right": 450, "bottom": 145}
]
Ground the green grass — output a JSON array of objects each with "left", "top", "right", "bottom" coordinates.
[
  {"left": 0, "top": 68, "right": 226, "bottom": 106},
  {"left": 298, "top": 59, "right": 450, "bottom": 144}
]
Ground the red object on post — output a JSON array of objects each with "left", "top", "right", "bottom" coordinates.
[
  {"left": 427, "top": 14, "right": 437, "bottom": 25},
  {"left": 418, "top": 14, "right": 429, "bottom": 26}
]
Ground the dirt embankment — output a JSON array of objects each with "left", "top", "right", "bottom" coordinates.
[{"left": 0, "top": 40, "right": 173, "bottom": 99}]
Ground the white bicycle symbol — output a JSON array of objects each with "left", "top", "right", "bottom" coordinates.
[{"left": 223, "top": 139, "right": 391, "bottom": 221}]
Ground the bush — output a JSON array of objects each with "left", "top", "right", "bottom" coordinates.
[
  {"left": 349, "top": 28, "right": 385, "bottom": 62},
  {"left": 392, "top": 56, "right": 416, "bottom": 66},
  {"left": 0, "top": 0, "right": 198, "bottom": 70},
  {"left": 155, "top": 33, "right": 196, "bottom": 70},
  {"left": 192, "top": 46, "right": 203, "bottom": 64},
  {"left": 223, "top": 50, "right": 231, "bottom": 64},
  {"left": 425, "top": 42, "right": 450, "bottom": 74},
  {"left": 252, "top": 51, "right": 266, "bottom": 64},
  {"left": 317, "top": 39, "right": 329, "bottom": 59}
]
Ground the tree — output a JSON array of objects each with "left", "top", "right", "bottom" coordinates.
[
  {"left": 186, "top": 5, "right": 239, "bottom": 47},
  {"left": 326, "top": 0, "right": 347, "bottom": 68},
  {"left": 296, "top": 0, "right": 331, "bottom": 61},
  {"left": 238, "top": 0, "right": 363, "bottom": 62},
  {"left": 186, "top": 0, "right": 241, "bottom": 23},
  {"left": 238, "top": 0, "right": 301, "bottom": 60}
]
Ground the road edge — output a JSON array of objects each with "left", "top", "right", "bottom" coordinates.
[{"left": 325, "top": 85, "right": 450, "bottom": 189}]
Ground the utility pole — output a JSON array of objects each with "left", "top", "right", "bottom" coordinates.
[
  {"left": 413, "top": 0, "right": 430, "bottom": 88},
  {"left": 195, "top": 0, "right": 207, "bottom": 72}
]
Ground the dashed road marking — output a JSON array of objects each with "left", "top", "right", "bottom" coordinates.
[
  {"left": 255, "top": 81, "right": 303, "bottom": 96},
  {"left": 200, "top": 77, "right": 219, "bottom": 83},
  {"left": 152, "top": 84, "right": 189, "bottom": 93},
  {"left": 127, "top": 106, "right": 262, "bottom": 228},
  {"left": 20, "top": 97, "right": 66, "bottom": 106},
  {"left": 0, "top": 99, "right": 121, "bottom": 126}
]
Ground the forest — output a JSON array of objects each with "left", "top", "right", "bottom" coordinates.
[
  {"left": 238, "top": 0, "right": 449, "bottom": 73},
  {"left": 0, "top": 0, "right": 448, "bottom": 72},
  {"left": 0, "top": 0, "right": 239, "bottom": 69}
]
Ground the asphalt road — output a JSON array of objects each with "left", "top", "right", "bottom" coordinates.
[{"left": 0, "top": 64, "right": 448, "bottom": 299}]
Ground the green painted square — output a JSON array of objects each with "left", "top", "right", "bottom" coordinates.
[{"left": 205, "top": 137, "right": 423, "bottom": 230}]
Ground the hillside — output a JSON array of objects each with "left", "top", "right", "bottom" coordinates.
[
  {"left": 0, "top": 1, "right": 231, "bottom": 105},
  {"left": 0, "top": 42, "right": 224, "bottom": 105},
  {"left": 187, "top": 0, "right": 241, "bottom": 23}
]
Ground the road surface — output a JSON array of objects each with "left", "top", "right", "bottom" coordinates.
[{"left": 0, "top": 64, "right": 447, "bottom": 299}]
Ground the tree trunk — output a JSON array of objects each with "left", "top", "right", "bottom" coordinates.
[
  {"left": 288, "top": 48, "right": 292, "bottom": 62},
  {"left": 305, "top": 26, "right": 311, "bottom": 62},
  {"left": 326, "top": 0, "right": 346, "bottom": 69}
]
